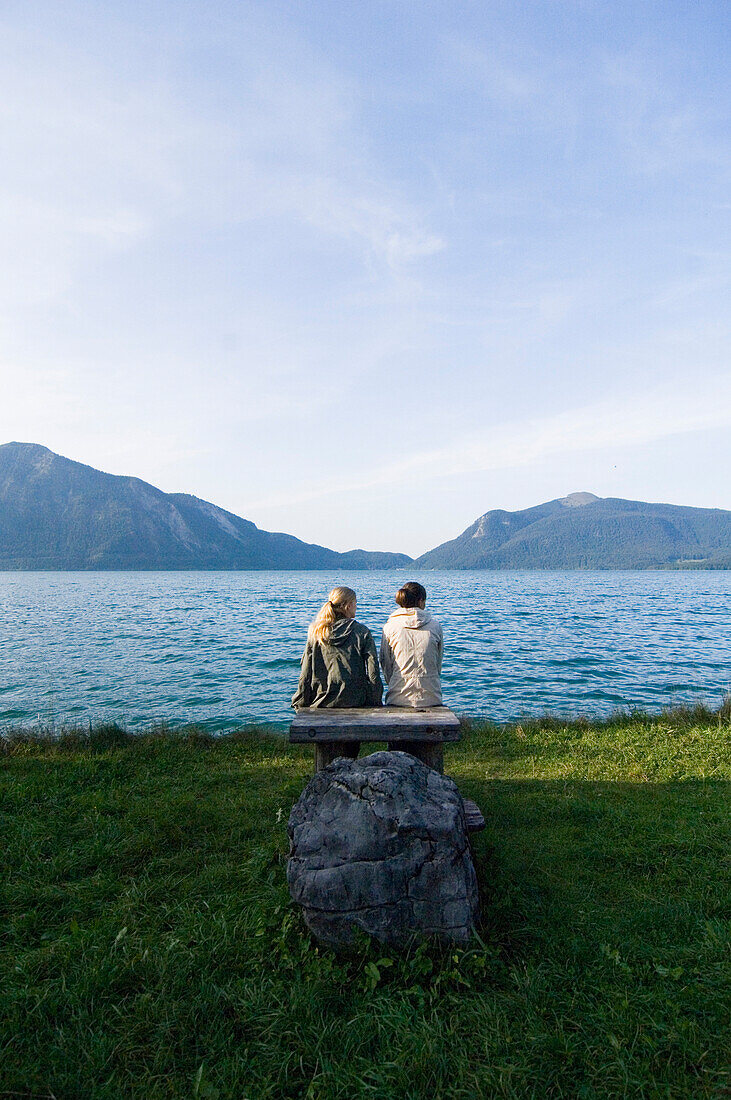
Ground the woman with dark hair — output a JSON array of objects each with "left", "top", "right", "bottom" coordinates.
[{"left": 379, "top": 581, "right": 443, "bottom": 708}]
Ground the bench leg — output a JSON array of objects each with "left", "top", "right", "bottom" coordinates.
[
  {"left": 314, "top": 741, "right": 359, "bottom": 772},
  {"left": 387, "top": 741, "right": 443, "bottom": 774}
]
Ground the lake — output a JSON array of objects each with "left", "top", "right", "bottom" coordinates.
[{"left": 0, "top": 570, "right": 729, "bottom": 730}]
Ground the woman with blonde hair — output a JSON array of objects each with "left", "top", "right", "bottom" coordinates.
[{"left": 292, "top": 586, "right": 383, "bottom": 714}]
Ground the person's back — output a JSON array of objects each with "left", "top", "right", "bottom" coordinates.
[
  {"left": 292, "top": 586, "right": 383, "bottom": 710},
  {"left": 380, "top": 582, "right": 443, "bottom": 708}
]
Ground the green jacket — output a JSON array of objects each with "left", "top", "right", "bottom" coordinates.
[{"left": 292, "top": 618, "right": 383, "bottom": 709}]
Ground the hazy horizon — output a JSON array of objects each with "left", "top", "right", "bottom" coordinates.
[{"left": 2, "top": 1, "right": 729, "bottom": 557}]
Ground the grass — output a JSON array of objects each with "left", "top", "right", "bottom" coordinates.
[{"left": 1, "top": 710, "right": 729, "bottom": 1099}]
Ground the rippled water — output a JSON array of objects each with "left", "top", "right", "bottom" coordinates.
[{"left": 0, "top": 570, "right": 729, "bottom": 730}]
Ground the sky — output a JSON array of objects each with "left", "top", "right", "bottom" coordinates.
[{"left": 1, "top": 0, "right": 729, "bottom": 557}]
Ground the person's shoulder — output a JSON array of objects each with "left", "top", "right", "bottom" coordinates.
[
  {"left": 381, "top": 614, "right": 400, "bottom": 638},
  {"left": 352, "top": 619, "right": 374, "bottom": 639}
]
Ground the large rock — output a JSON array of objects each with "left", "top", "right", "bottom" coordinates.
[{"left": 287, "top": 751, "right": 479, "bottom": 947}]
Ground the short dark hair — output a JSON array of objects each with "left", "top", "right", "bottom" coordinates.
[{"left": 395, "top": 581, "right": 426, "bottom": 608}]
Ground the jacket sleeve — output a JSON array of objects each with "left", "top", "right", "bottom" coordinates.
[
  {"left": 435, "top": 623, "right": 444, "bottom": 674},
  {"left": 363, "top": 630, "right": 384, "bottom": 706},
  {"left": 379, "top": 628, "right": 394, "bottom": 684},
  {"left": 291, "top": 640, "right": 314, "bottom": 710}
]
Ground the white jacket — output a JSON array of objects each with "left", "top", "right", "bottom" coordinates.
[{"left": 379, "top": 607, "right": 443, "bottom": 707}]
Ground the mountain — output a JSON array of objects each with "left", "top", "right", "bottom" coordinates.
[
  {"left": 415, "top": 492, "right": 731, "bottom": 569},
  {"left": 5, "top": 447, "right": 728, "bottom": 571},
  {"left": 0, "top": 443, "right": 413, "bottom": 570}
]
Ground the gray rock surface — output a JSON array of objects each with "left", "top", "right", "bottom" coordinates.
[{"left": 287, "top": 751, "right": 479, "bottom": 947}]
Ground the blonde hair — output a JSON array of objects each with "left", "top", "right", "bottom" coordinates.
[{"left": 309, "top": 586, "right": 356, "bottom": 645}]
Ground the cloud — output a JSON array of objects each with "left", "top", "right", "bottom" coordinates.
[
  {"left": 289, "top": 179, "right": 444, "bottom": 270},
  {"left": 244, "top": 373, "right": 731, "bottom": 510},
  {"left": 599, "top": 50, "right": 730, "bottom": 176},
  {"left": 446, "top": 37, "right": 541, "bottom": 104},
  {"left": 0, "top": 4, "right": 444, "bottom": 325},
  {"left": 444, "top": 30, "right": 729, "bottom": 183}
]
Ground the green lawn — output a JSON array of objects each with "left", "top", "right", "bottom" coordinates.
[{"left": 1, "top": 713, "right": 729, "bottom": 1099}]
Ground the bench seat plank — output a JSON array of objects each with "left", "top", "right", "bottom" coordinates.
[
  {"left": 290, "top": 706, "right": 460, "bottom": 743},
  {"left": 462, "top": 798, "right": 486, "bottom": 833}
]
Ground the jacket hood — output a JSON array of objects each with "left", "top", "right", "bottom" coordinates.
[
  {"left": 329, "top": 618, "right": 358, "bottom": 646},
  {"left": 388, "top": 607, "right": 433, "bottom": 629}
]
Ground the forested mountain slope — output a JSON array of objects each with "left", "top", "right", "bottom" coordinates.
[
  {"left": 416, "top": 492, "right": 731, "bottom": 569},
  {"left": 0, "top": 443, "right": 412, "bottom": 570}
]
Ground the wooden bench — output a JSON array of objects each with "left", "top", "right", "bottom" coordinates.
[{"left": 289, "top": 706, "right": 485, "bottom": 832}]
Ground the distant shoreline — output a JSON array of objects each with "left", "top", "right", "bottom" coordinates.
[{"left": 1, "top": 563, "right": 730, "bottom": 572}]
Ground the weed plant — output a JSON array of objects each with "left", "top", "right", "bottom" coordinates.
[{"left": 1, "top": 710, "right": 729, "bottom": 1098}]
